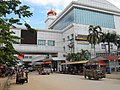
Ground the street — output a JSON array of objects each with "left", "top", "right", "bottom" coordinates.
[{"left": 9, "top": 72, "right": 120, "bottom": 90}]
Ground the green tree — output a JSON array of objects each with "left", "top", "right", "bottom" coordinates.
[
  {"left": 87, "top": 25, "right": 103, "bottom": 57},
  {"left": 101, "top": 31, "right": 117, "bottom": 54},
  {"left": 66, "top": 53, "right": 76, "bottom": 62},
  {"left": 66, "top": 49, "right": 90, "bottom": 61},
  {"left": 0, "top": 0, "right": 35, "bottom": 65},
  {"left": 79, "top": 49, "right": 91, "bottom": 60},
  {"left": 112, "top": 34, "right": 120, "bottom": 55}
]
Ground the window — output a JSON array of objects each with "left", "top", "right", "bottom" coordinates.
[
  {"left": 29, "top": 56, "right": 32, "bottom": 59},
  {"left": 63, "top": 46, "right": 65, "bottom": 52},
  {"left": 48, "top": 40, "right": 55, "bottom": 46},
  {"left": 38, "top": 40, "right": 46, "bottom": 45},
  {"left": 63, "top": 38, "right": 65, "bottom": 42},
  {"left": 67, "top": 36, "right": 69, "bottom": 41},
  {"left": 101, "top": 44, "right": 106, "bottom": 49},
  {"left": 21, "top": 30, "right": 37, "bottom": 44},
  {"left": 24, "top": 56, "right": 28, "bottom": 59},
  {"left": 71, "top": 34, "right": 74, "bottom": 40},
  {"left": 74, "top": 8, "right": 115, "bottom": 29},
  {"left": 52, "top": 8, "right": 115, "bottom": 30},
  {"left": 52, "top": 8, "right": 74, "bottom": 30}
]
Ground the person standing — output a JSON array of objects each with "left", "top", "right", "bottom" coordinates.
[{"left": 24, "top": 68, "right": 29, "bottom": 83}]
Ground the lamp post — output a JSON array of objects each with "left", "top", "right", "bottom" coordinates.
[
  {"left": 68, "top": 38, "right": 74, "bottom": 61},
  {"left": 68, "top": 38, "right": 74, "bottom": 54}
]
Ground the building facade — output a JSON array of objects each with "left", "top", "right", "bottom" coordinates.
[{"left": 11, "top": 0, "right": 120, "bottom": 70}]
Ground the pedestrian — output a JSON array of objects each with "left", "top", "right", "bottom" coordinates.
[{"left": 24, "top": 68, "right": 29, "bottom": 83}]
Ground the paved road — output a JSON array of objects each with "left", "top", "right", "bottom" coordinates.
[{"left": 9, "top": 72, "right": 120, "bottom": 90}]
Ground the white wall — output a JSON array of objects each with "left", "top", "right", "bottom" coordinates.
[
  {"left": 62, "top": 24, "right": 75, "bottom": 53},
  {"left": 114, "top": 15, "right": 120, "bottom": 34}
]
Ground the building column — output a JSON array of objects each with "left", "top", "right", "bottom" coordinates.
[{"left": 109, "top": 60, "right": 111, "bottom": 73}]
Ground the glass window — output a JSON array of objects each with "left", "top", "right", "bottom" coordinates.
[
  {"left": 74, "top": 8, "right": 115, "bottom": 29},
  {"left": 63, "top": 38, "right": 65, "bottom": 42},
  {"left": 52, "top": 8, "right": 74, "bottom": 30},
  {"left": 29, "top": 56, "right": 32, "bottom": 59},
  {"left": 63, "top": 46, "right": 65, "bottom": 52},
  {"left": 48, "top": 40, "right": 55, "bottom": 46},
  {"left": 24, "top": 56, "right": 28, "bottom": 59},
  {"left": 38, "top": 40, "right": 46, "bottom": 45},
  {"left": 71, "top": 34, "right": 74, "bottom": 39},
  {"left": 67, "top": 36, "right": 70, "bottom": 41},
  {"left": 51, "top": 7, "right": 115, "bottom": 30}
]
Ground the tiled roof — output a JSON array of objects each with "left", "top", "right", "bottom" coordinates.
[
  {"left": 103, "top": 56, "right": 120, "bottom": 60},
  {"left": 93, "top": 56, "right": 120, "bottom": 61}
]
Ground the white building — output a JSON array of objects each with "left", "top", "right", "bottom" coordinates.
[{"left": 11, "top": 0, "right": 120, "bottom": 70}]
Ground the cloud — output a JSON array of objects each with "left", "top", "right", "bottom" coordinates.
[
  {"left": 30, "top": 7, "right": 34, "bottom": 12},
  {"left": 55, "top": 9, "right": 63, "bottom": 15},
  {"left": 22, "top": 0, "right": 120, "bottom": 16},
  {"left": 22, "top": 0, "right": 77, "bottom": 9},
  {"left": 22, "top": 0, "right": 78, "bottom": 16},
  {"left": 22, "top": 0, "right": 62, "bottom": 6}
]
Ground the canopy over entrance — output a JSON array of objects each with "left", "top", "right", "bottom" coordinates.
[{"left": 61, "top": 60, "right": 89, "bottom": 65}]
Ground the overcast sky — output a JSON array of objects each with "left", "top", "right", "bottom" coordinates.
[{"left": 20, "top": 0, "right": 120, "bottom": 28}]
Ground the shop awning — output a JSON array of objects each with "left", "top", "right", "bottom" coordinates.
[
  {"left": 61, "top": 60, "right": 89, "bottom": 65},
  {"left": 52, "top": 57, "right": 66, "bottom": 61}
]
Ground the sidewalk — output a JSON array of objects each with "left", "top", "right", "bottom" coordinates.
[
  {"left": 0, "top": 77, "right": 8, "bottom": 90},
  {"left": 106, "top": 72, "right": 120, "bottom": 80}
]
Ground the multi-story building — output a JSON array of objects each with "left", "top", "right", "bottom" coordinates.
[{"left": 11, "top": 0, "right": 120, "bottom": 71}]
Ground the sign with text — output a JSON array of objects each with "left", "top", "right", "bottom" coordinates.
[{"left": 75, "top": 34, "right": 88, "bottom": 41}]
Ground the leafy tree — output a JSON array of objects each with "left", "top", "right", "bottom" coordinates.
[
  {"left": 66, "top": 49, "right": 90, "bottom": 61},
  {"left": 66, "top": 53, "right": 76, "bottom": 62},
  {"left": 79, "top": 49, "right": 91, "bottom": 60},
  {"left": 87, "top": 25, "right": 103, "bottom": 57},
  {"left": 101, "top": 31, "right": 117, "bottom": 54},
  {"left": 112, "top": 34, "right": 120, "bottom": 55},
  {"left": 0, "top": 0, "right": 35, "bottom": 65}
]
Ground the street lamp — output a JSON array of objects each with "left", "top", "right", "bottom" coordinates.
[
  {"left": 68, "top": 38, "right": 74, "bottom": 54},
  {"left": 67, "top": 38, "right": 75, "bottom": 62}
]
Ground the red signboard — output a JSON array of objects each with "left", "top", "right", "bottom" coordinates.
[
  {"left": 41, "top": 62, "right": 52, "bottom": 64},
  {"left": 18, "top": 54, "right": 24, "bottom": 59}
]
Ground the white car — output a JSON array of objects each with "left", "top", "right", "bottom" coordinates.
[{"left": 42, "top": 67, "right": 51, "bottom": 75}]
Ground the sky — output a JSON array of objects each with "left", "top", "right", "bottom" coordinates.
[{"left": 19, "top": 0, "right": 120, "bottom": 29}]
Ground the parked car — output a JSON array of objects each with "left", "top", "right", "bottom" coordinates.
[
  {"left": 28, "top": 67, "right": 33, "bottom": 72},
  {"left": 41, "top": 67, "right": 51, "bottom": 75}
]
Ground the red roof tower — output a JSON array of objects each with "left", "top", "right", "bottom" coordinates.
[{"left": 47, "top": 10, "right": 57, "bottom": 16}]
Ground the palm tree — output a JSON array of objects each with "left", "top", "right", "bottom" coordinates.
[
  {"left": 113, "top": 34, "right": 120, "bottom": 55},
  {"left": 66, "top": 49, "right": 90, "bottom": 61},
  {"left": 66, "top": 53, "right": 76, "bottom": 61},
  {"left": 79, "top": 49, "right": 91, "bottom": 60},
  {"left": 87, "top": 25, "right": 103, "bottom": 57},
  {"left": 101, "top": 31, "right": 117, "bottom": 54}
]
